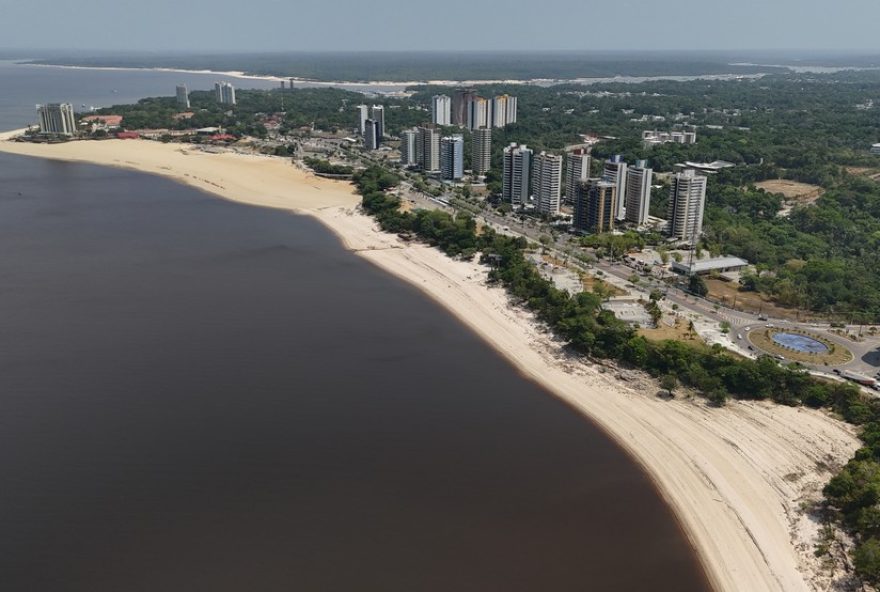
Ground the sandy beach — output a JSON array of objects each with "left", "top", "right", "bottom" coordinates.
[{"left": 0, "top": 135, "right": 862, "bottom": 592}]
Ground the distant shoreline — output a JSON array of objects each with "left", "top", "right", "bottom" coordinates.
[{"left": 14, "top": 61, "right": 770, "bottom": 89}]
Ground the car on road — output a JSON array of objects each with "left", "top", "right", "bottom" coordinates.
[
  {"left": 737, "top": 333, "right": 743, "bottom": 340},
  {"left": 766, "top": 323, "right": 774, "bottom": 328},
  {"left": 758, "top": 315, "right": 768, "bottom": 321},
  {"left": 775, "top": 354, "right": 785, "bottom": 360}
]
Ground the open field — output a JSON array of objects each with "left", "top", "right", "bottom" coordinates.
[
  {"left": 638, "top": 317, "right": 707, "bottom": 347},
  {"left": 705, "top": 278, "right": 824, "bottom": 322},
  {"left": 756, "top": 179, "right": 824, "bottom": 201}
]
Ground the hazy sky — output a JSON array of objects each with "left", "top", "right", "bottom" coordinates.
[{"left": 2, "top": 0, "right": 879, "bottom": 52}]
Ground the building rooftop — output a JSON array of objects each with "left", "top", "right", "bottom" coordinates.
[
  {"left": 671, "top": 256, "right": 749, "bottom": 274},
  {"left": 82, "top": 115, "right": 123, "bottom": 127},
  {"left": 678, "top": 160, "right": 736, "bottom": 172}
]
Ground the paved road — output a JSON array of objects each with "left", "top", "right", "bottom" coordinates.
[{"left": 397, "top": 188, "right": 880, "bottom": 383}]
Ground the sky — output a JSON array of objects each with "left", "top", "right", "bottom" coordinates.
[{"left": 1, "top": 0, "right": 879, "bottom": 53}]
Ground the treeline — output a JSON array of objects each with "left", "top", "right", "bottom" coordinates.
[
  {"left": 98, "top": 87, "right": 425, "bottom": 137},
  {"left": 355, "top": 163, "right": 880, "bottom": 585}
]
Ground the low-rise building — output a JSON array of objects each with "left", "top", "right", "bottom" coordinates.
[{"left": 671, "top": 256, "right": 749, "bottom": 276}]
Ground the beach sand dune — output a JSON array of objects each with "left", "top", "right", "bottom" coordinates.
[{"left": 0, "top": 136, "right": 861, "bottom": 592}]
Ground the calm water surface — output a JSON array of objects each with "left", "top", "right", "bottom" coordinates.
[{"left": 0, "top": 65, "right": 710, "bottom": 591}]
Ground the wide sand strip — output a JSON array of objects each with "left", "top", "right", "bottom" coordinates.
[{"left": 0, "top": 137, "right": 861, "bottom": 592}]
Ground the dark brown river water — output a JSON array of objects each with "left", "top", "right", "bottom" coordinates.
[{"left": 0, "top": 61, "right": 710, "bottom": 591}]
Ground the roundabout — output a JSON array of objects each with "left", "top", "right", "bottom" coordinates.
[
  {"left": 747, "top": 327, "right": 853, "bottom": 366},
  {"left": 770, "top": 332, "right": 830, "bottom": 354}
]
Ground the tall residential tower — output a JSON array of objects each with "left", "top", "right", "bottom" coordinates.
[
  {"left": 432, "top": 95, "right": 452, "bottom": 126},
  {"left": 624, "top": 160, "right": 653, "bottom": 226},
  {"left": 502, "top": 143, "right": 532, "bottom": 206},
  {"left": 564, "top": 149, "right": 591, "bottom": 203},
  {"left": 176, "top": 85, "right": 190, "bottom": 109},
  {"left": 667, "top": 169, "right": 708, "bottom": 243},
  {"left": 37, "top": 103, "right": 76, "bottom": 136},
  {"left": 603, "top": 155, "right": 627, "bottom": 220},
  {"left": 472, "top": 127, "right": 492, "bottom": 177},
  {"left": 440, "top": 135, "right": 464, "bottom": 181},
  {"left": 533, "top": 152, "right": 563, "bottom": 216}
]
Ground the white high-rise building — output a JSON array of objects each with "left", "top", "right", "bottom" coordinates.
[
  {"left": 37, "top": 103, "right": 77, "bottom": 136},
  {"left": 472, "top": 127, "right": 492, "bottom": 177},
  {"left": 176, "top": 85, "right": 190, "bottom": 109},
  {"left": 357, "top": 104, "right": 370, "bottom": 134},
  {"left": 504, "top": 95, "right": 517, "bottom": 125},
  {"left": 364, "top": 119, "right": 380, "bottom": 151},
  {"left": 533, "top": 152, "right": 563, "bottom": 216},
  {"left": 214, "top": 82, "right": 236, "bottom": 105},
  {"left": 400, "top": 128, "right": 418, "bottom": 166},
  {"left": 467, "top": 96, "right": 490, "bottom": 131},
  {"left": 624, "top": 160, "right": 653, "bottom": 226},
  {"left": 491, "top": 94, "right": 518, "bottom": 128},
  {"left": 667, "top": 169, "right": 708, "bottom": 243},
  {"left": 370, "top": 105, "right": 385, "bottom": 141},
  {"left": 502, "top": 143, "right": 532, "bottom": 206},
  {"left": 432, "top": 95, "right": 452, "bottom": 126},
  {"left": 440, "top": 135, "right": 464, "bottom": 181},
  {"left": 564, "top": 149, "right": 591, "bottom": 202},
  {"left": 417, "top": 125, "right": 441, "bottom": 173},
  {"left": 603, "top": 155, "right": 628, "bottom": 220}
]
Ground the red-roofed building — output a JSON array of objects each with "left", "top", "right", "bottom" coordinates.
[
  {"left": 116, "top": 131, "right": 140, "bottom": 139},
  {"left": 83, "top": 115, "right": 123, "bottom": 128},
  {"left": 209, "top": 134, "right": 236, "bottom": 142}
]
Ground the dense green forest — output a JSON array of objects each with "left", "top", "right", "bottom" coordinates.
[
  {"left": 413, "top": 74, "right": 880, "bottom": 319},
  {"left": 353, "top": 164, "right": 880, "bottom": 587},
  {"left": 96, "top": 87, "right": 426, "bottom": 136}
]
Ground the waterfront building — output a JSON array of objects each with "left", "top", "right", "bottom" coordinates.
[
  {"left": 176, "top": 85, "right": 190, "bottom": 109},
  {"left": 214, "top": 82, "right": 236, "bottom": 105},
  {"left": 533, "top": 152, "right": 563, "bottom": 216},
  {"left": 417, "top": 125, "right": 441, "bottom": 173},
  {"left": 502, "top": 143, "right": 532, "bottom": 206},
  {"left": 667, "top": 169, "right": 708, "bottom": 243},
  {"left": 452, "top": 88, "right": 477, "bottom": 126},
  {"left": 364, "top": 119, "right": 380, "bottom": 151},
  {"left": 432, "top": 95, "right": 452, "bottom": 126},
  {"left": 467, "top": 96, "right": 490, "bottom": 131},
  {"left": 440, "top": 135, "right": 464, "bottom": 181},
  {"left": 400, "top": 128, "right": 418, "bottom": 166},
  {"left": 370, "top": 105, "right": 385, "bottom": 141},
  {"left": 603, "top": 155, "right": 628, "bottom": 220},
  {"left": 36, "top": 103, "right": 77, "bottom": 136},
  {"left": 472, "top": 127, "right": 492, "bottom": 176},
  {"left": 357, "top": 104, "right": 369, "bottom": 134},
  {"left": 564, "top": 148, "right": 591, "bottom": 202},
  {"left": 574, "top": 178, "right": 617, "bottom": 234},
  {"left": 624, "top": 160, "right": 653, "bottom": 226}
]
